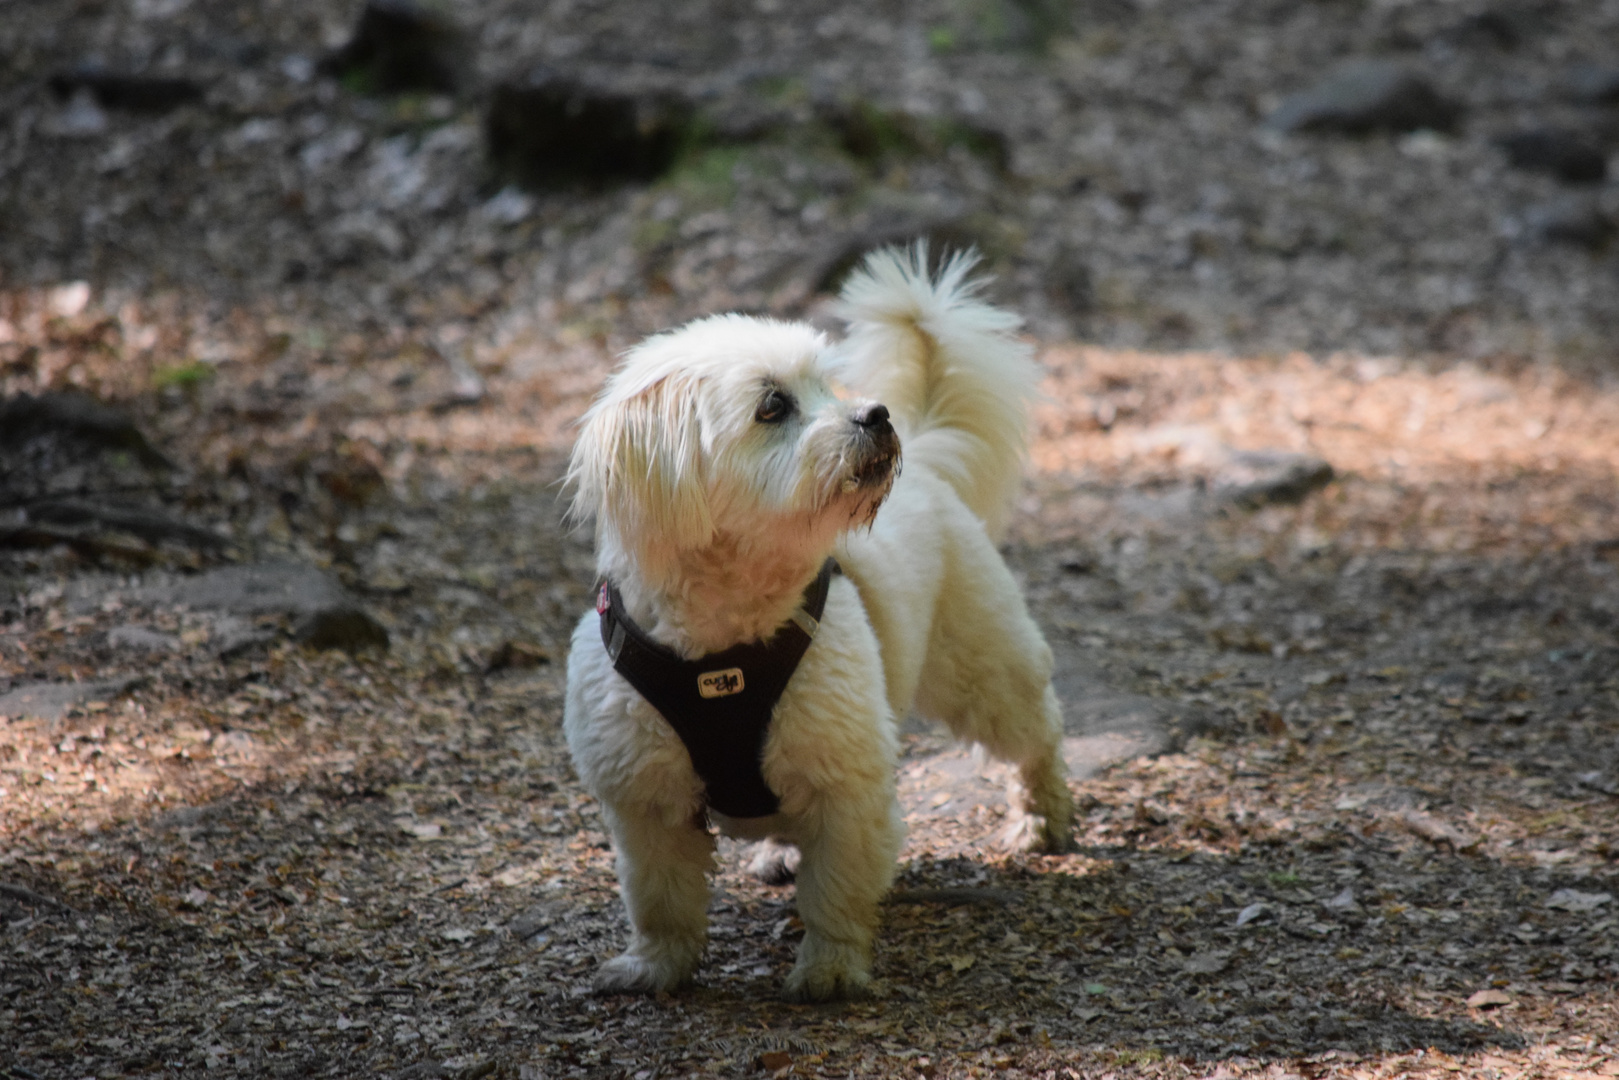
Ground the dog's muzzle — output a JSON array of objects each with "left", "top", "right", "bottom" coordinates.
[{"left": 841, "top": 403, "right": 900, "bottom": 493}]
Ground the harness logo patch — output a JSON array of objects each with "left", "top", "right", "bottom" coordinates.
[{"left": 697, "top": 667, "right": 745, "bottom": 699}]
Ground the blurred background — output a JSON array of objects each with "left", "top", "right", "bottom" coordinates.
[{"left": 6, "top": 0, "right": 1619, "bottom": 367}]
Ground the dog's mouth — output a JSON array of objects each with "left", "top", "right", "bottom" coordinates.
[{"left": 839, "top": 449, "right": 899, "bottom": 495}]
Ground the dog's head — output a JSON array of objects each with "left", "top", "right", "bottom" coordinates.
[{"left": 568, "top": 315, "right": 899, "bottom": 577}]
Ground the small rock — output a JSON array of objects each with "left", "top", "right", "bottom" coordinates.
[
  {"left": 1183, "top": 950, "right": 1229, "bottom": 975},
  {"left": 1523, "top": 196, "right": 1614, "bottom": 250},
  {"left": 210, "top": 614, "right": 275, "bottom": 659},
  {"left": 1566, "top": 64, "right": 1619, "bottom": 104},
  {"left": 508, "top": 903, "right": 557, "bottom": 940},
  {"left": 294, "top": 605, "right": 390, "bottom": 652},
  {"left": 1545, "top": 888, "right": 1613, "bottom": 913},
  {"left": 485, "top": 73, "right": 695, "bottom": 189},
  {"left": 1496, "top": 128, "right": 1607, "bottom": 184},
  {"left": 1214, "top": 450, "right": 1335, "bottom": 509},
  {"left": 42, "top": 87, "right": 108, "bottom": 137},
  {"left": 1267, "top": 59, "right": 1461, "bottom": 135},
  {"left": 49, "top": 67, "right": 205, "bottom": 112},
  {"left": 105, "top": 625, "right": 180, "bottom": 653},
  {"left": 485, "top": 639, "right": 550, "bottom": 673},
  {"left": 157, "top": 561, "right": 344, "bottom": 616},
  {"left": 320, "top": 0, "right": 465, "bottom": 95},
  {"left": 150, "top": 561, "right": 388, "bottom": 653},
  {"left": 1574, "top": 770, "right": 1618, "bottom": 796},
  {"left": 0, "top": 677, "right": 138, "bottom": 722}
]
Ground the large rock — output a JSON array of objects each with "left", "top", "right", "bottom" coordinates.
[
  {"left": 0, "top": 392, "right": 172, "bottom": 468},
  {"left": 1495, "top": 128, "right": 1608, "bottom": 184},
  {"left": 150, "top": 562, "right": 388, "bottom": 653},
  {"left": 1267, "top": 60, "right": 1461, "bottom": 134},
  {"left": 319, "top": 0, "right": 465, "bottom": 95},
  {"left": 485, "top": 73, "right": 695, "bottom": 189}
]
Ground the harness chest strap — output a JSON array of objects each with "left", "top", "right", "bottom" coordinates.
[{"left": 595, "top": 559, "right": 838, "bottom": 819}]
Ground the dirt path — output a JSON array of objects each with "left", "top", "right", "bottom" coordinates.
[{"left": 3, "top": 295, "right": 1617, "bottom": 1078}]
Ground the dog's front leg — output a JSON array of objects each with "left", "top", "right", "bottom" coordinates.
[
  {"left": 782, "top": 792, "right": 903, "bottom": 1002},
  {"left": 594, "top": 802, "right": 715, "bottom": 994}
]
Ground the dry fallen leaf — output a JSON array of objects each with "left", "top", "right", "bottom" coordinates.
[
  {"left": 1467, "top": 989, "right": 1514, "bottom": 1009},
  {"left": 1235, "top": 903, "right": 1268, "bottom": 927}
]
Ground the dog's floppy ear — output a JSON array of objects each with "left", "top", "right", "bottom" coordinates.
[{"left": 568, "top": 374, "right": 714, "bottom": 553}]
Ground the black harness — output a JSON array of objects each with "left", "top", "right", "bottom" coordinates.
[{"left": 596, "top": 559, "right": 837, "bottom": 819}]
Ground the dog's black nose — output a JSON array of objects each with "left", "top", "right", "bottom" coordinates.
[{"left": 852, "top": 403, "right": 891, "bottom": 429}]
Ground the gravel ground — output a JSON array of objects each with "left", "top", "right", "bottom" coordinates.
[{"left": 3, "top": 1, "right": 1619, "bottom": 1078}]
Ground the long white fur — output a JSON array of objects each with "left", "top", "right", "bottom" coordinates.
[{"left": 563, "top": 245, "right": 1073, "bottom": 1003}]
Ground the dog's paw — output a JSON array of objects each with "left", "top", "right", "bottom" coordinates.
[
  {"left": 999, "top": 810, "right": 1074, "bottom": 854},
  {"left": 592, "top": 952, "right": 690, "bottom": 996},
  {"left": 747, "top": 839, "right": 801, "bottom": 885},
  {"left": 782, "top": 937, "right": 871, "bottom": 1003}
]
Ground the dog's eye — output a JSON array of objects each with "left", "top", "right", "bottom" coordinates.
[{"left": 755, "top": 389, "right": 795, "bottom": 424}]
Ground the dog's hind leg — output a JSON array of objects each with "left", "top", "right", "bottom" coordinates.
[
  {"left": 914, "top": 543, "right": 1074, "bottom": 853},
  {"left": 593, "top": 803, "right": 715, "bottom": 994},
  {"left": 782, "top": 790, "right": 902, "bottom": 1002},
  {"left": 995, "top": 683, "right": 1073, "bottom": 854},
  {"left": 747, "top": 838, "right": 801, "bottom": 885}
]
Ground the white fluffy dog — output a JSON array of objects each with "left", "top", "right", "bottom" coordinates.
[{"left": 563, "top": 247, "right": 1073, "bottom": 1002}]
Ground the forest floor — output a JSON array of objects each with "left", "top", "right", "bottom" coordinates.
[{"left": 4, "top": 1, "right": 1619, "bottom": 1078}]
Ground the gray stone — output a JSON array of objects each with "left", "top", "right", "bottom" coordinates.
[
  {"left": 1524, "top": 196, "right": 1615, "bottom": 250},
  {"left": 1567, "top": 64, "right": 1619, "bottom": 103},
  {"left": 210, "top": 614, "right": 276, "bottom": 659},
  {"left": 105, "top": 625, "right": 180, "bottom": 653},
  {"left": 150, "top": 561, "right": 388, "bottom": 653},
  {"left": 1267, "top": 60, "right": 1461, "bottom": 135},
  {"left": 0, "top": 677, "right": 138, "bottom": 722},
  {"left": 1214, "top": 450, "right": 1335, "bottom": 509},
  {"left": 1496, "top": 129, "right": 1607, "bottom": 184}
]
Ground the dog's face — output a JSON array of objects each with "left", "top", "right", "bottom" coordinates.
[{"left": 569, "top": 315, "right": 899, "bottom": 576}]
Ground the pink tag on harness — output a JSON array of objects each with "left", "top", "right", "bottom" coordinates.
[{"left": 596, "top": 583, "right": 611, "bottom": 615}]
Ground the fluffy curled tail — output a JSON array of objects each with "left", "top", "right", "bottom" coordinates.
[{"left": 834, "top": 245, "right": 1037, "bottom": 542}]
